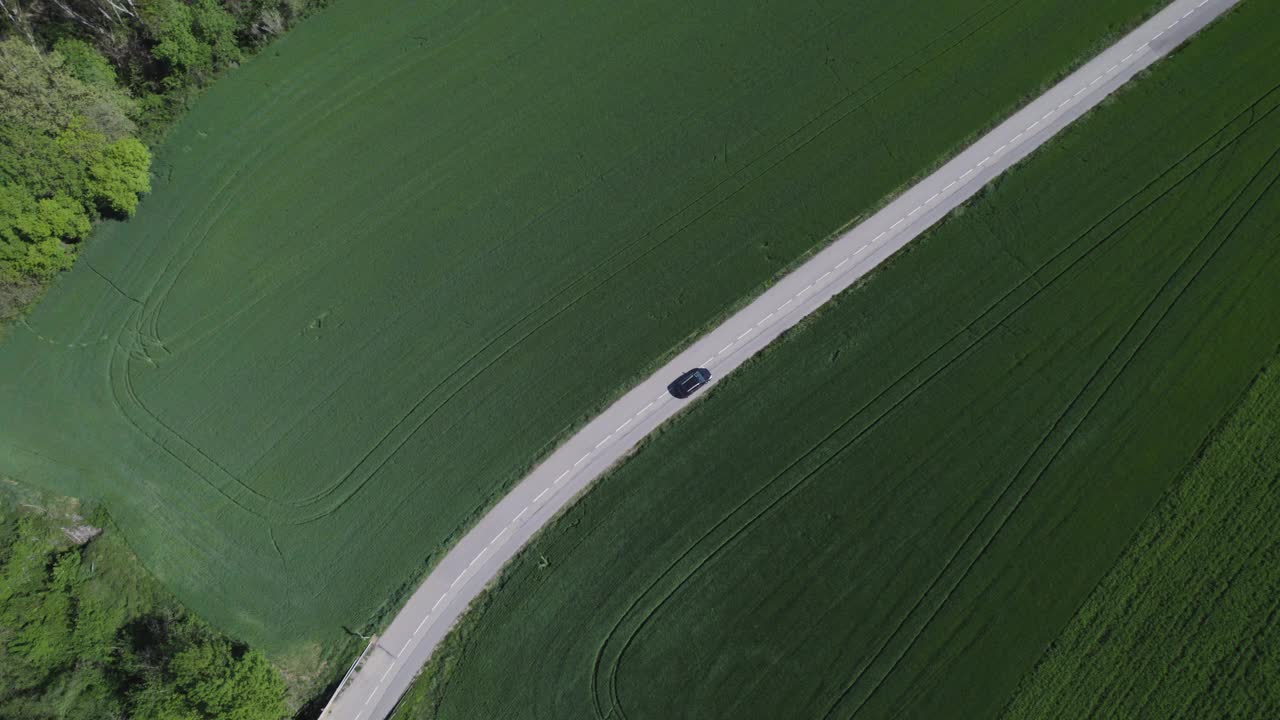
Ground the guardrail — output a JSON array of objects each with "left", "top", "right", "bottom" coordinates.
[{"left": 317, "top": 635, "right": 378, "bottom": 719}]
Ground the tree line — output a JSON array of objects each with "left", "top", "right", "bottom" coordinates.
[
  {"left": 0, "top": 507, "right": 290, "bottom": 719},
  {"left": 0, "top": 0, "right": 327, "bottom": 315}
]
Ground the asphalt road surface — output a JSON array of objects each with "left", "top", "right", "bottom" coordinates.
[{"left": 321, "top": 1, "right": 1237, "bottom": 716}]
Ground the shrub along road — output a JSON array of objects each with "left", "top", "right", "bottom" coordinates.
[{"left": 320, "top": 0, "right": 1239, "bottom": 717}]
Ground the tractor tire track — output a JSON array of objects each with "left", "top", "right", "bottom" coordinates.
[
  {"left": 822, "top": 141, "right": 1280, "bottom": 720},
  {"left": 591, "top": 98, "right": 1280, "bottom": 718}
]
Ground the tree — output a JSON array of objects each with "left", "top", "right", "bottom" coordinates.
[
  {"left": 0, "top": 37, "right": 135, "bottom": 140},
  {"left": 138, "top": 0, "right": 208, "bottom": 84},
  {"left": 0, "top": 37, "right": 150, "bottom": 280},
  {"left": 0, "top": 518, "right": 76, "bottom": 690},
  {"left": 128, "top": 622, "right": 289, "bottom": 720},
  {"left": 0, "top": 189, "right": 93, "bottom": 274},
  {"left": 137, "top": 0, "right": 241, "bottom": 88},
  {"left": 2, "top": 238, "right": 76, "bottom": 278},
  {"left": 35, "top": 193, "right": 93, "bottom": 240},
  {"left": 0, "top": 511, "right": 288, "bottom": 719},
  {"left": 53, "top": 37, "right": 119, "bottom": 88},
  {"left": 189, "top": 0, "right": 241, "bottom": 70},
  {"left": 87, "top": 135, "right": 150, "bottom": 215}
]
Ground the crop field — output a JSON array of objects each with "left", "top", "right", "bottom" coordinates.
[
  {"left": 1002, "top": 354, "right": 1280, "bottom": 719},
  {"left": 392, "top": 5, "right": 1280, "bottom": 719},
  {"left": 0, "top": 0, "right": 1172, "bottom": 657}
]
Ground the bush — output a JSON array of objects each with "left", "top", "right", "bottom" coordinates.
[{"left": 0, "top": 503, "right": 290, "bottom": 720}]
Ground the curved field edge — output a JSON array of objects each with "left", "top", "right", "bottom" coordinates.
[
  {"left": 0, "top": 0, "right": 1178, "bottom": 659},
  {"left": 391, "top": 5, "right": 1280, "bottom": 719},
  {"left": 352, "top": 0, "right": 1193, "bottom": 646}
]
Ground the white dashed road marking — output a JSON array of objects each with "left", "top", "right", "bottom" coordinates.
[{"left": 322, "top": 4, "right": 1227, "bottom": 717}]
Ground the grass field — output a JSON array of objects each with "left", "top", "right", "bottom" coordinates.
[
  {"left": 0, "top": 0, "right": 1172, "bottom": 658},
  {"left": 391, "top": 4, "right": 1280, "bottom": 718},
  {"left": 1002, "top": 355, "right": 1280, "bottom": 719}
]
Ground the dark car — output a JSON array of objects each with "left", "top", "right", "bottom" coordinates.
[{"left": 668, "top": 367, "right": 712, "bottom": 399}]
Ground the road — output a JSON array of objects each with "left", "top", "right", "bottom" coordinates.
[{"left": 320, "top": 0, "right": 1237, "bottom": 716}]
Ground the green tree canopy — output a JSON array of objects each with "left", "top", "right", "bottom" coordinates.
[
  {"left": 0, "top": 510, "right": 289, "bottom": 720},
  {"left": 139, "top": 0, "right": 241, "bottom": 88},
  {"left": 0, "top": 37, "right": 150, "bottom": 280},
  {"left": 0, "top": 0, "right": 322, "bottom": 293},
  {"left": 88, "top": 135, "right": 152, "bottom": 215},
  {"left": 52, "top": 38, "right": 120, "bottom": 90},
  {"left": 0, "top": 37, "right": 136, "bottom": 141},
  {"left": 129, "top": 622, "right": 289, "bottom": 720}
]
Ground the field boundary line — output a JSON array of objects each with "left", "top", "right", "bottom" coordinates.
[{"left": 319, "top": 1, "right": 1239, "bottom": 717}]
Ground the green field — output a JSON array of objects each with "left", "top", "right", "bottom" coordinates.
[
  {"left": 0, "top": 0, "right": 1171, "bottom": 657},
  {"left": 1002, "top": 355, "right": 1280, "bottom": 719},
  {"left": 393, "top": 5, "right": 1280, "bottom": 718}
]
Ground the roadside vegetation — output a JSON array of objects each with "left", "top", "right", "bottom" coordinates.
[
  {"left": 393, "top": 4, "right": 1280, "bottom": 718},
  {"left": 0, "top": 0, "right": 1174, "bottom": 663},
  {"left": 0, "top": 0, "right": 327, "bottom": 322},
  {"left": 1002, "top": 355, "right": 1280, "bottom": 719},
  {"left": 1, "top": 0, "right": 335, "bottom": 713},
  {"left": 0, "top": 480, "right": 288, "bottom": 719}
]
